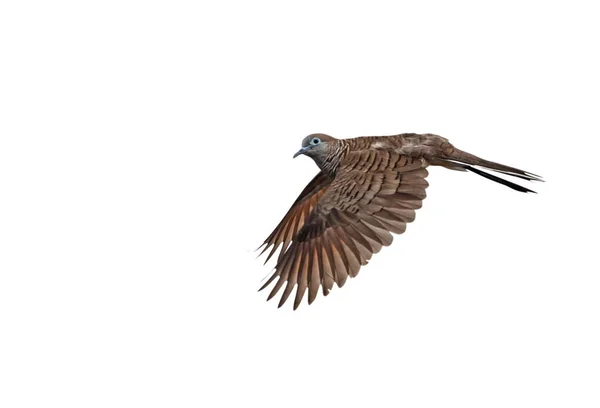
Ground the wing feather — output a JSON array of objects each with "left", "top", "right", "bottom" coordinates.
[
  {"left": 259, "top": 152, "right": 429, "bottom": 308},
  {"left": 258, "top": 171, "right": 331, "bottom": 263}
]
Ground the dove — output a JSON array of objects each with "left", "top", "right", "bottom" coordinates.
[{"left": 257, "top": 133, "right": 542, "bottom": 309}]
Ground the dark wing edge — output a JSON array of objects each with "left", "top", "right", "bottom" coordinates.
[{"left": 257, "top": 171, "right": 331, "bottom": 264}]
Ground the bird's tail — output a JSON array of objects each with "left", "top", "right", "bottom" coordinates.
[{"left": 430, "top": 146, "right": 543, "bottom": 193}]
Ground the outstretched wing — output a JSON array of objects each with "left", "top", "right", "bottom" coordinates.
[
  {"left": 260, "top": 150, "right": 429, "bottom": 309},
  {"left": 258, "top": 171, "right": 332, "bottom": 263}
]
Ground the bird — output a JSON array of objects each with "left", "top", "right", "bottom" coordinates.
[{"left": 257, "top": 133, "right": 542, "bottom": 310}]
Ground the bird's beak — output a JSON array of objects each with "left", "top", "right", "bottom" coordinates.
[{"left": 293, "top": 146, "right": 308, "bottom": 158}]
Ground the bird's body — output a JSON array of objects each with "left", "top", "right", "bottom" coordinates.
[{"left": 258, "top": 133, "right": 541, "bottom": 309}]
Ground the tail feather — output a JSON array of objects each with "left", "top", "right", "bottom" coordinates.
[
  {"left": 464, "top": 165, "right": 537, "bottom": 193},
  {"left": 446, "top": 148, "right": 543, "bottom": 181},
  {"left": 432, "top": 145, "right": 543, "bottom": 193}
]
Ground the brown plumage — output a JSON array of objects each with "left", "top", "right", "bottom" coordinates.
[{"left": 258, "top": 133, "right": 542, "bottom": 309}]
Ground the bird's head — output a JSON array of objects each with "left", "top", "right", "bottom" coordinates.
[{"left": 293, "top": 134, "right": 336, "bottom": 164}]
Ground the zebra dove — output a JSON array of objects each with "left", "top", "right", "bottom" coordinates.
[{"left": 258, "top": 133, "right": 542, "bottom": 309}]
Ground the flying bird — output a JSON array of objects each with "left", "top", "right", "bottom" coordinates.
[{"left": 257, "top": 133, "right": 542, "bottom": 309}]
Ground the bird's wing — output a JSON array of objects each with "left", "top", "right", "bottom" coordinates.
[
  {"left": 258, "top": 171, "right": 332, "bottom": 263},
  {"left": 261, "top": 150, "right": 429, "bottom": 309}
]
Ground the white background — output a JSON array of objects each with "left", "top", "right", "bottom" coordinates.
[{"left": 1, "top": 1, "right": 599, "bottom": 407}]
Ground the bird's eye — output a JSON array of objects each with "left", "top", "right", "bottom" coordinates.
[{"left": 311, "top": 138, "right": 321, "bottom": 145}]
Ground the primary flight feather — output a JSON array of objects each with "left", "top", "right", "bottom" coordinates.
[{"left": 258, "top": 133, "right": 542, "bottom": 310}]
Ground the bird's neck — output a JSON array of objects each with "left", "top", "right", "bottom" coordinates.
[{"left": 315, "top": 141, "right": 348, "bottom": 177}]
